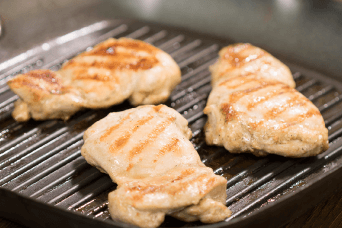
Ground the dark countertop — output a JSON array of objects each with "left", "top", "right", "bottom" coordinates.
[{"left": 1, "top": 186, "right": 342, "bottom": 228}]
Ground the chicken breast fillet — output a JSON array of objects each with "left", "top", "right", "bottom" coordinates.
[
  {"left": 7, "top": 38, "right": 181, "bottom": 121},
  {"left": 204, "top": 44, "right": 329, "bottom": 157},
  {"left": 210, "top": 43, "right": 296, "bottom": 88},
  {"left": 81, "top": 105, "right": 231, "bottom": 228}
]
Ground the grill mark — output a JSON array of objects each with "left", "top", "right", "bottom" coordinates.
[
  {"left": 220, "top": 43, "right": 250, "bottom": 58},
  {"left": 219, "top": 74, "right": 256, "bottom": 89},
  {"left": 222, "top": 44, "right": 265, "bottom": 67},
  {"left": 70, "top": 68, "right": 119, "bottom": 83},
  {"left": 170, "top": 168, "right": 196, "bottom": 183},
  {"left": 229, "top": 80, "right": 279, "bottom": 104},
  {"left": 85, "top": 51, "right": 136, "bottom": 58},
  {"left": 221, "top": 81, "right": 287, "bottom": 122},
  {"left": 249, "top": 107, "right": 321, "bottom": 132},
  {"left": 218, "top": 74, "right": 251, "bottom": 85},
  {"left": 266, "top": 94, "right": 308, "bottom": 119},
  {"left": 249, "top": 120, "right": 265, "bottom": 130},
  {"left": 247, "top": 84, "right": 292, "bottom": 110},
  {"left": 109, "top": 115, "right": 155, "bottom": 153},
  {"left": 25, "top": 70, "right": 60, "bottom": 85},
  {"left": 63, "top": 57, "right": 159, "bottom": 71},
  {"left": 249, "top": 120, "right": 291, "bottom": 131},
  {"left": 286, "top": 108, "right": 321, "bottom": 124},
  {"left": 20, "top": 80, "right": 44, "bottom": 91},
  {"left": 126, "top": 116, "right": 175, "bottom": 171},
  {"left": 62, "top": 38, "right": 160, "bottom": 71},
  {"left": 126, "top": 163, "right": 134, "bottom": 172},
  {"left": 32, "top": 93, "right": 41, "bottom": 102},
  {"left": 130, "top": 169, "right": 196, "bottom": 193},
  {"left": 76, "top": 73, "right": 118, "bottom": 82},
  {"left": 218, "top": 76, "right": 241, "bottom": 87},
  {"left": 200, "top": 177, "right": 217, "bottom": 195},
  {"left": 87, "top": 39, "right": 158, "bottom": 56},
  {"left": 129, "top": 171, "right": 213, "bottom": 201},
  {"left": 9, "top": 71, "right": 63, "bottom": 92},
  {"left": 248, "top": 96, "right": 320, "bottom": 131},
  {"left": 100, "top": 113, "right": 132, "bottom": 141},
  {"left": 10, "top": 77, "right": 66, "bottom": 97},
  {"left": 221, "top": 103, "right": 237, "bottom": 122},
  {"left": 153, "top": 105, "right": 164, "bottom": 113},
  {"left": 219, "top": 59, "right": 273, "bottom": 78},
  {"left": 153, "top": 138, "right": 180, "bottom": 163}
]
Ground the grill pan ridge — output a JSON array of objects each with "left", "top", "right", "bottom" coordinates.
[{"left": 1, "top": 20, "right": 342, "bottom": 228}]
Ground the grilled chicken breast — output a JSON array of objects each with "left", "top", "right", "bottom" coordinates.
[
  {"left": 7, "top": 38, "right": 181, "bottom": 121},
  {"left": 204, "top": 44, "right": 329, "bottom": 157},
  {"left": 210, "top": 43, "right": 295, "bottom": 88},
  {"left": 81, "top": 105, "right": 231, "bottom": 228}
]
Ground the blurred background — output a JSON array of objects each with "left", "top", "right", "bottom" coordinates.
[{"left": 1, "top": 0, "right": 342, "bottom": 79}]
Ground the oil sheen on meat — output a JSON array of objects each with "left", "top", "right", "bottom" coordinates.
[
  {"left": 81, "top": 105, "right": 231, "bottom": 228},
  {"left": 7, "top": 38, "right": 181, "bottom": 121},
  {"left": 204, "top": 43, "right": 329, "bottom": 157}
]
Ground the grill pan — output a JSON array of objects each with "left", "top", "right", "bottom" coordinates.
[{"left": 1, "top": 19, "right": 342, "bottom": 228}]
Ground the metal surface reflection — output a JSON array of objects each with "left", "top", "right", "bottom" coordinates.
[{"left": 275, "top": 0, "right": 302, "bottom": 15}]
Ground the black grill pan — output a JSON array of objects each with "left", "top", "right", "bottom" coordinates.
[{"left": 1, "top": 19, "right": 342, "bottom": 228}]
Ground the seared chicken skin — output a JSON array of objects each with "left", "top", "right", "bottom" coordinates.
[
  {"left": 7, "top": 38, "right": 181, "bottom": 121},
  {"left": 81, "top": 105, "right": 231, "bottom": 228},
  {"left": 204, "top": 44, "right": 329, "bottom": 157}
]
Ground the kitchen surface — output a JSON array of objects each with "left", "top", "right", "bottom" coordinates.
[
  {"left": 1, "top": 186, "right": 342, "bottom": 228},
  {"left": 1, "top": 1, "right": 342, "bottom": 228}
]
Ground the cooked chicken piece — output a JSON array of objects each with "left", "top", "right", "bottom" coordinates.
[
  {"left": 7, "top": 38, "right": 181, "bottom": 121},
  {"left": 204, "top": 45, "right": 329, "bottom": 157},
  {"left": 81, "top": 105, "right": 231, "bottom": 228},
  {"left": 210, "top": 43, "right": 296, "bottom": 88}
]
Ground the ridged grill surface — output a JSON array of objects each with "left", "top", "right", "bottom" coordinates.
[{"left": 1, "top": 20, "right": 342, "bottom": 227}]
